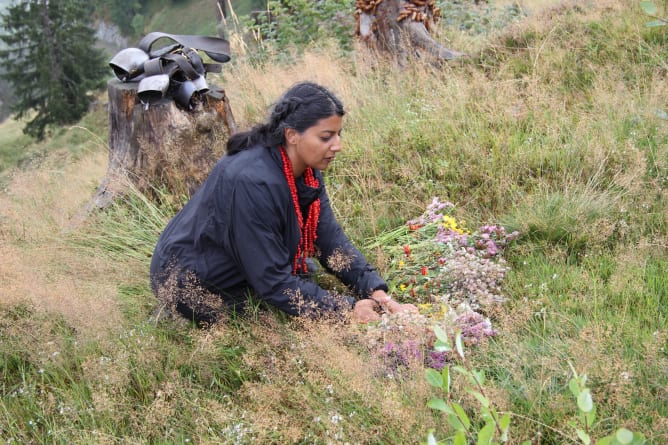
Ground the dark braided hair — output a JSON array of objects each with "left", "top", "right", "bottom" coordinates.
[{"left": 226, "top": 81, "right": 345, "bottom": 155}]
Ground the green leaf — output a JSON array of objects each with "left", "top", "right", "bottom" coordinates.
[
  {"left": 426, "top": 368, "right": 444, "bottom": 388},
  {"left": 434, "top": 339, "right": 451, "bottom": 352},
  {"left": 640, "top": 1, "right": 658, "bottom": 15},
  {"left": 577, "top": 388, "right": 594, "bottom": 413},
  {"left": 576, "top": 429, "right": 591, "bottom": 445},
  {"left": 499, "top": 412, "right": 511, "bottom": 431},
  {"left": 455, "top": 332, "right": 465, "bottom": 358},
  {"left": 427, "top": 397, "right": 452, "bottom": 414},
  {"left": 596, "top": 437, "right": 612, "bottom": 445},
  {"left": 569, "top": 377, "right": 581, "bottom": 398},
  {"left": 467, "top": 389, "right": 490, "bottom": 408},
  {"left": 453, "top": 365, "right": 469, "bottom": 375},
  {"left": 473, "top": 369, "right": 486, "bottom": 385},
  {"left": 477, "top": 421, "right": 495, "bottom": 445},
  {"left": 454, "top": 430, "right": 467, "bottom": 445},
  {"left": 452, "top": 402, "right": 471, "bottom": 430},
  {"left": 585, "top": 404, "right": 596, "bottom": 428},
  {"left": 433, "top": 324, "right": 450, "bottom": 344},
  {"left": 443, "top": 366, "right": 451, "bottom": 394},
  {"left": 615, "top": 428, "right": 634, "bottom": 445},
  {"left": 631, "top": 432, "right": 646, "bottom": 443},
  {"left": 645, "top": 20, "right": 666, "bottom": 27},
  {"left": 479, "top": 405, "right": 492, "bottom": 421},
  {"left": 499, "top": 412, "right": 511, "bottom": 442},
  {"left": 448, "top": 414, "right": 466, "bottom": 432}
]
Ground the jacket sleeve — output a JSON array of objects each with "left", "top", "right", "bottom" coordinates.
[
  {"left": 314, "top": 182, "right": 388, "bottom": 297},
  {"left": 221, "top": 176, "right": 355, "bottom": 316}
]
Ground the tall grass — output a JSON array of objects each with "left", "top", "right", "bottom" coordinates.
[{"left": 1, "top": 0, "right": 667, "bottom": 443}]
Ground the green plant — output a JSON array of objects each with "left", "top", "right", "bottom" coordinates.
[
  {"left": 567, "top": 363, "right": 646, "bottom": 445},
  {"left": 0, "top": 0, "right": 108, "bottom": 140},
  {"left": 640, "top": 1, "right": 667, "bottom": 27},
  {"left": 424, "top": 329, "right": 648, "bottom": 445},
  {"left": 241, "top": 0, "right": 354, "bottom": 55},
  {"left": 437, "top": 0, "right": 525, "bottom": 35},
  {"left": 425, "top": 328, "right": 517, "bottom": 445},
  {"left": 70, "top": 184, "right": 177, "bottom": 264}
]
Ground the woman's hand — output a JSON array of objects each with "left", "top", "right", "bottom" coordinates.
[
  {"left": 352, "top": 299, "right": 380, "bottom": 323},
  {"left": 385, "top": 299, "right": 419, "bottom": 315},
  {"left": 370, "top": 290, "right": 418, "bottom": 315}
]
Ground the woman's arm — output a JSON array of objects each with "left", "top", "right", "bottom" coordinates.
[
  {"left": 223, "top": 176, "right": 354, "bottom": 315},
  {"left": 315, "top": 182, "right": 388, "bottom": 298}
]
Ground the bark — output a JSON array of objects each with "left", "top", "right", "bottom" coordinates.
[
  {"left": 401, "top": 19, "right": 466, "bottom": 61},
  {"left": 356, "top": 0, "right": 466, "bottom": 65},
  {"left": 89, "top": 79, "right": 236, "bottom": 210},
  {"left": 215, "top": 0, "right": 229, "bottom": 39}
]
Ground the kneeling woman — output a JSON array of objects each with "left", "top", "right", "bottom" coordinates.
[{"left": 150, "top": 81, "right": 415, "bottom": 324}]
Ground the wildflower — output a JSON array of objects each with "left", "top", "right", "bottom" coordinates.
[
  {"left": 442, "top": 215, "right": 458, "bottom": 230},
  {"left": 399, "top": 284, "right": 407, "bottom": 291},
  {"left": 403, "top": 245, "right": 411, "bottom": 256},
  {"left": 418, "top": 303, "right": 432, "bottom": 314},
  {"left": 421, "top": 266, "right": 428, "bottom": 276},
  {"left": 454, "top": 311, "right": 497, "bottom": 345},
  {"left": 399, "top": 260, "right": 405, "bottom": 267},
  {"left": 427, "top": 351, "right": 449, "bottom": 371}
]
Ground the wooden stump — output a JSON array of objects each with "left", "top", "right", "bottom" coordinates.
[
  {"left": 90, "top": 78, "right": 236, "bottom": 209},
  {"left": 356, "top": 0, "right": 466, "bottom": 66}
]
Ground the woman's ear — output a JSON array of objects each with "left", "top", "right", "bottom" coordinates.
[{"left": 284, "top": 128, "right": 299, "bottom": 146}]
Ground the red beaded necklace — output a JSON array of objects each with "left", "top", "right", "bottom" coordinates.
[{"left": 279, "top": 146, "right": 321, "bottom": 274}]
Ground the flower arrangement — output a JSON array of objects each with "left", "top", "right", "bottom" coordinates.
[{"left": 364, "top": 197, "right": 519, "bottom": 372}]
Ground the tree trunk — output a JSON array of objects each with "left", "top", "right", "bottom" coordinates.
[
  {"left": 356, "top": 0, "right": 466, "bottom": 65},
  {"left": 89, "top": 79, "right": 236, "bottom": 209}
]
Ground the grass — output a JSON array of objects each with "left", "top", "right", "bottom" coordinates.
[
  {"left": 143, "top": 0, "right": 219, "bottom": 37},
  {"left": 1, "top": 0, "right": 667, "bottom": 443}
]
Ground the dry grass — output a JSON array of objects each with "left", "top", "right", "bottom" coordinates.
[
  {"left": 1, "top": 0, "right": 667, "bottom": 442},
  {"left": 0, "top": 147, "right": 126, "bottom": 333},
  {"left": 237, "top": 315, "right": 437, "bottom": 443}
]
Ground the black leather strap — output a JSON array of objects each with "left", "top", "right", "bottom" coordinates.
[{"left": 138, "top": 32, "right": 231, "bottom": 63}]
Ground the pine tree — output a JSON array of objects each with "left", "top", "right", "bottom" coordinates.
[{"left": 0, "top": 0, "right": 108, "bottom": 140}]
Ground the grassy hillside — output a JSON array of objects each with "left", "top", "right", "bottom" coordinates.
[
  {"left": 137, "top": 0, "right": 264, "bottom": 38},
  {"left": 1, "top": 0, "right": 666, "bottom": 443}
]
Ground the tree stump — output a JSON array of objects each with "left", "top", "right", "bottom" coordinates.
[
  {"left": 356, "top": 0, "right": 466, "bottom": 65},
  {"left": 90, "top": 79, "right": 236, "bottom": 209}
]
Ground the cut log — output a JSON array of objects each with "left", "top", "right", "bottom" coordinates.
[{"left": 90, "top": 79, "right": 235, "bottom": 210}]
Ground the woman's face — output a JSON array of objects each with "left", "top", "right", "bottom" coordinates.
[{"left": 285, "top": 114, "right": 343, "bottom": 175}]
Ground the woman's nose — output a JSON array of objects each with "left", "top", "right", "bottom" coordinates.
[{"left": 331, "top": 135, "right": 342, "bottom": 151}]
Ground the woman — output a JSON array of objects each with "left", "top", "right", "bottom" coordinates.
[{"left": 150, "top": 81, "right": 415, "bottom": 324}]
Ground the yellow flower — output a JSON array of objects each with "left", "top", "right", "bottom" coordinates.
[
  {"left": 442, "top": 215, "right": 458, "bottom": 230},
  {"left": 399, "top": 260, "right": 405, "bottom": 267},
  {"left": 399, "top": 284, "right": 407, "bottom": 291},
  {"left": 418, "top": 303, "right": 433, "bottom": 314}
]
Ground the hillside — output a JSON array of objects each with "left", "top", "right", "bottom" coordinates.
[{"left": 0, "top": 0, "right": 666, "bottom": 443}]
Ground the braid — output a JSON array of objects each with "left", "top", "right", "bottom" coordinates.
[{"left": 226, "top": 81, "right": 344, "bottom": 155}]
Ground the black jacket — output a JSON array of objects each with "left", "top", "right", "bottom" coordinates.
[{"left": 150, "top": 144, "right": 388, "bottom": 315}]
